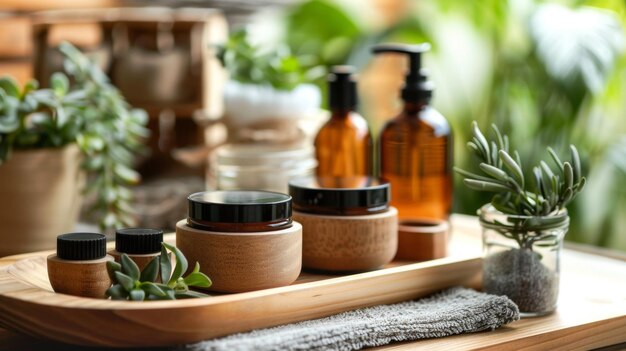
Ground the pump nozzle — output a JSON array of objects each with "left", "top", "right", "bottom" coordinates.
[
  {"left": 328, "top": 65, "right": 357, "bottom": 110},
  {"left": 371, "top": 43, "right": 433, "bottom": 102}
]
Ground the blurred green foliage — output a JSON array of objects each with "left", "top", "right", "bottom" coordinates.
[
  {"left": 283, "top": 0, "right": 626, "bottom": 251},
  {"left": 218, "top": 30, "right": 325, "bottom": 90},
  {"left": 0, "top": 42, "right": 149, "bottom": 230}
]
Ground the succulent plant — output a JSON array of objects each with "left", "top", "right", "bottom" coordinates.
[
  {"left": 455, "top": 122, "right": 586, "bottom": 235},
  {"left": 106, "top": 243, "right": 211, "bottom": 301}
]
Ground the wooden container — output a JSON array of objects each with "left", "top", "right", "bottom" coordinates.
[
  {"left": 289, "top": 177, "right": 397, "bottom": 272},
  {"left": 47, "top": 255, "right": 113, "bottom": 298},
  {"left": 46, "top": 232, "right": 112, "bottom": 298},
  {"left": 0, "top": 145, "right": 84, "bottom": 257},
  {"left": 396, "top": 219, "right": 449, "bottom": 261},
  {"left": 293, "top": 208, "right": 398, "bottom": 271},
  {"left": 176, "top": 220, "right": 302, "bottom": 293},
  {"left": 109, "top": 228, "right": 163, "bottom": 270}
]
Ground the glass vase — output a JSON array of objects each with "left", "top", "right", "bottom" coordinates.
[{"left": 479, "top": 204, "right": 569, "bottom": 317}]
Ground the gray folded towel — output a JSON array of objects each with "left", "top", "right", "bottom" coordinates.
[{"left": 186, "top": 287, "right": 519, "bottom": 351}]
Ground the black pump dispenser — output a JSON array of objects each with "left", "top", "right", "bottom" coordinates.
[
  {"left": 328, "top": 65, "right": 357, "bottom": 110},
  {"left": 372, "top": 43, "right": 433, "bottom": 102}
]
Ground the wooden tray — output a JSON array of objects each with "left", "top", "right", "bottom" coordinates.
[{"left": 0, "top": 217, "right": 483, "bottom": 347}]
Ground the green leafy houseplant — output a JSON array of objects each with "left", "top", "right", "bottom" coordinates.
[
  {"left": 106, "top": 243, "right": 212, "bottom": 300},
  {"left": 0, "top": 42, "right": 149, "bottom": 229}
]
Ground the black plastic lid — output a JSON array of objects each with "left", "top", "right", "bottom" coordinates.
[
  {"left": 289, "top": 176, "right": 390, "bottom": 215},
  {"left": 188, "top": 191, "right": 292, "bottom": 224},
  {"left": 57, "top": 233, "right": 107, "bottom": 261},
  {"left": 328, "top": 65, "right": 357, "bottom": 110},
  {"left": 371, "top": 43, "right": 433, "bottom": 102},
  {"left": 115, "top": 228, "right": 163, "bottom": 254}
]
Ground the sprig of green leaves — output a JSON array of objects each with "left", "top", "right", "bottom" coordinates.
[
  {"left": 455, "top": 121, "right": 586, "bottom": 219},
  {"left": 105, "top": 242, "right": 212, "bottom": 301}
]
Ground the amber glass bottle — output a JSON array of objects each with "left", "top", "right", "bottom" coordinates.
[
  {"left": 315, "top": 66, "right": 372, "bottom": 180},
  {"left": 373, "top": 44, "right": 453, "bottom": 220}
]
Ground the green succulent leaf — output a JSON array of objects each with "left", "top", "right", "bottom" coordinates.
[
  {"left": 114, "top": 271, "right": 135, "bottom": 291},
  {"left": 140, "top": 256, "right": 160, "bottom": 282},
  {"left": 106, "top": 285, "right": 128, "bottom": 300},
  {"left": 129, "top": 289, "right": 146, "bottom": 301},
  {"left": 175, "top": 290, "right": 209, "bottom": 299},
  {"left": 463, "top": 179, "right": 510, "bottom": 192},
  {"left": 184, "top": 270, "right": 212, "bottom": 288},
  {"left": 106, "top": 260, "right": 122, "bottom": 282},
  {"left": 140, "top": 282, "right": 166, "bottom": 297},
  {"left": 163, "top": 243, "right": 188, "bottom": 286},
  {"left": 160, "top": 246, "right": 172, "bottom": 283},
  {"left": 121, "top": 254, "right": 140, "bottom": 281},
  {"left": 499, "top": 150, "right": 524, "bottom": 187}
]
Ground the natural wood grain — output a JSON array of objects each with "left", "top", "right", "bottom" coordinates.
[
  {"left": 293, "top": 207, "right": 398, "bottom": 272},
  {"left": 396, "top": 219, "right": 449, "bottom": 261},
  {"left": 46, "top": 255, "right": 113, "bottom": 298},
  {"left": 0, "top": 217, "right": 482, "bottom": 347},
  {"left": 176, "top": 221, "right": 303, "bottom": 293}
]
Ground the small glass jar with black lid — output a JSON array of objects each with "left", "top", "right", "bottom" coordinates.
[
  {"left": 176, "top": 190, "right": 302, "bottom": 293},
  {"left": 289, "top": 176, "right": 398, "bottom": 272}
]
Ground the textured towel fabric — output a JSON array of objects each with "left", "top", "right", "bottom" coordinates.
[{"left": 186, "top": 287, "right": 519, "bottom": 351}]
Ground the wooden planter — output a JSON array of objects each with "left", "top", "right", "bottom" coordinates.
[{"left": 0, "top": 145, "right": 84, "bottom": 257}]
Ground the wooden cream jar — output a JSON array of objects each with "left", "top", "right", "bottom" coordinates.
[
  {"left": 108, "top": 228, "right": 163, "bottom": 271},
  {"left": 47, "top": 233, "right": 113, "bottom": 298},
  {"left": 289, "top": 177, "right": 398, "bottom": 272},
  {"left": 176, "top": 191, "right": 302, "bottom": 293}
]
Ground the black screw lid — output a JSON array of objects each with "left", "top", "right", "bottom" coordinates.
[
  {"left": 328, "top": 65, "right": 357, "bottom": 110},
  {"left": 289, "top": 176, "right": 390, "bottom": 215},
  {"left": 115, "top": 228, "right": 164, "bottom": 254},
  {"left": 188, "top": 191, "right": 292, "bottom": 225},
  {"left": 57, "top": 233, "right": 107, "bottom": 261}
]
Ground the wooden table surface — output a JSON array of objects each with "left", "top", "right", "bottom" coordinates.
[{"left": 1, "top": 216, "right": 626, "bottom": 351}]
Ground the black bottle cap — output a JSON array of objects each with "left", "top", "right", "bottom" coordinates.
[
  {"left": 289, "top": 176, "right": 390, "bottom": 215},
  {"left": 328, "top": 65, "right": 357, "bottom": 110},
  {"left": 188, "top": 191, "right": 292, "bottom": 225},
  {"left": 115, "top": 228, "right": 164, "bottom": 254},
  {"left": 371, "top": 43, "right": 434, "bottom": 102},
  {"left": 57, "top": 233, "right": 107, "bottom": 261}
]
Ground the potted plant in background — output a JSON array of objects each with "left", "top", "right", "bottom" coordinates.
[
  {"left": 0, "top": 42, "right": 149, "bottom": 257},
  {"left": 455, "top": 122, "right": 586, "bottom": 317},
  {"left": 218, "top": 29, "right": 324, "bottom": 143}
]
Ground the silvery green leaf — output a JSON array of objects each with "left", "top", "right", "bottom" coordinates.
[
  {"left": 463, "top": 179, "right": 510, "bottom": 192},
  {"left": 50, "top": 72, "right": 69, "bottom": 96},
  {"left": 547, "top": 147, "right": 564, "bottom": 170},
  {"left": 479, "top": 163, "right": 509, "bottom": 182},
  {"left": 0, "top": 77, "right": 19, "bottom": 97},
  {"left": 570, "top": 145, "right": 581, "bottom": 184},
  {"left": 499, "top": 150, "right": 524, "bottom": 187}
]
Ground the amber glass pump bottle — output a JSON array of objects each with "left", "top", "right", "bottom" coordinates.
[
  {"left": 315, "top": 66, "right": 373, "bottom": 181},
  {"left": 372, "top": 43, "right": 452, "bottom": 221}
]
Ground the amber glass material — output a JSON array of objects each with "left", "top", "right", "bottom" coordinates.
[
  {"left": 315, "top": 110, "right": 373, "bottom": 177},
  {"left": 379, "top": 102, "right": 452, "bottom": 220}
]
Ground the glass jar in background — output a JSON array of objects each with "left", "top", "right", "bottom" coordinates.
[
  {"left": 479, "top": 204, "right": 569, "bottom": 317},
  {"left": 208, "top": 144, "right": 317, "bottom": 193}
]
